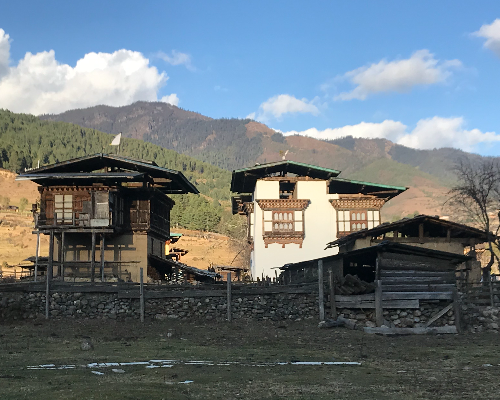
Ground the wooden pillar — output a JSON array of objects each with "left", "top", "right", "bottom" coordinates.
[
  {"left": 452, "top": 289, "right": 462, "bottom": 333},
  {"left": 100, "top": 234, "right": 105, "bottom": 282},
  {"left": 418, "top": 223, "right": 424, "bottom": 243},
  {"left": 34, "top": 231, "right": 40, "bottom": 282},
  {"left": 61, "top": 232, "right": 65, "bottom": 281},
  {"left": 329, "top": 268, "right": 337, "bottom": 319},
  {"left": 91, "top": 231, "right": 96, "bottom": 283},
  {"left": 46, "top": 230, "right": 54, "bottom": 319},
  {"left": 318, "top": 260, "right": 325, "bottom": 321},
  {"left": 375, "top": 280, "right": 383, "bottom": 327},
  {"left": 140, "top": 267, "right": 145, "bottom": 323},
  {"left": 227, "top": 272, "right": 232, "bottom": 322}
]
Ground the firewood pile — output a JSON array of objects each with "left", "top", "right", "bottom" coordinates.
[{"left": 335, "top": 274, "right": 375, "bottom": 295}]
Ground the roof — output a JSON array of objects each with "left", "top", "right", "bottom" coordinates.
[
  {"left": 231, "top": 161, "right": 341, "bottom": 193},
  {"left": 16, "top": 153, "right": 198, "bottom": 194},
  {"left": 326, "top": 214, "right": 490, "bottom": 249},
  {"left": 281, "top": 241, "right": 472, "bottom": 270},
  {"left": 329, "top": 178, "right": 407, "bottom": 199}
]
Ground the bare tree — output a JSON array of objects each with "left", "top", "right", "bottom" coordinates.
[{"left": 448, "top": 158, "right": 500, "bottom": 281}]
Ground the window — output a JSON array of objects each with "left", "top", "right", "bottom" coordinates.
[
  {"left": 272, "top": 211, "right": 294, "bottom": 232},
  {"left": 263, "top": 209, "right": 304, "bottom": 235},
  {"left": 279, "top": 181, "right": 296, "bottom": 199},
  {"left": 337, "top": 210, "right": 350, "bottom": 232},
  {"left": 338, "top": 209, "right": 380, "bottom": 233},
  {"left": 54, "top": 194, "right": 73, "bottom": 223}
]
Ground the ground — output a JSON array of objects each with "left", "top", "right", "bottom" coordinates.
[{"left": 0, "top": 319, "right": 499, "bottom": 399}]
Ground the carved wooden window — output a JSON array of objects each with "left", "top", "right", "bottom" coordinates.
[
  {"left": 263, "top": 210, "right": 304, "bottom": 235},
  {"left": 337, "top": 210, "right": 350, "bottom": 233},
  {"left": 367, "top": 210, "right": 380, "bottom": 229},
  {"left": 54, "top": 194, "right": 73, "bottom": 223}
]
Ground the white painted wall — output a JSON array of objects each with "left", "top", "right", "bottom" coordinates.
[{"left": 251, "top": 180, "right": 339, "bottom": 279}]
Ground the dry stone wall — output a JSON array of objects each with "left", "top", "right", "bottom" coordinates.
[{"left": 0, "top": 291, "right": 319, "bottom": 322}]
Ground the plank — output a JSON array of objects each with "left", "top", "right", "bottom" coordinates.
[
  {"left": 335, "top": 299, "right": 419, "bottom": 309},
  {"left": 382, "top": 291, "right": 453, "bottom": 300},
  {"left": 382, "top": 276, "right": 454, "bottom": 284},
  {"left": 381, "top": 284, "right": 456, "bottom": 292},
  {"left": 380, "top": 270, "right": 455, "bottom": 278},
  {"left": 425, "top": 303, "right": 453, "bottom": 327},
  {"left": 364, "top": 326, "right": 458, "bottom": 335}
]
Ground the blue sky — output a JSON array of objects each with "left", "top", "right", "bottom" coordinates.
[{"left": 1, "top": 1, "right": 500, "bottom": 155}]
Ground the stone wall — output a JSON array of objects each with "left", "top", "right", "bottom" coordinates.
[
  {"left": 0, "top": 291, "right": 319, "bottom": 322},
  {"left": 336, "top": 301, "right": 456, "bottom": 329}
]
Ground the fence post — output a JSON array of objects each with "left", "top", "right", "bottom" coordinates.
[
  {"left": 140, "top": 268, "right": 145, "bottom": 323},
  {"left": 91, "top": 231, "right": 96, "bottom": 283},
  {"left": 227, "top": 272, "right": 232, "bottom": 322},
  {"left": 329, "top": 268, "right": 337, "bottom": 319},
  {"left": 375, "top": 280, "right": 383, "bottom": 326},
  {"left": 318, "top": 260, "right": 325, "bottom": 321},
  {"left": 489, "top": 276, "right": 495, "bottom": 307},
  {"left": 34, "top": 231, "right": 40, "bottom": 282},
  {"left": 100, "top": 234, "right": 105, "bottom": 282},
  {"left": 46, "top": 230, "right": 54, "bottom": 320}
]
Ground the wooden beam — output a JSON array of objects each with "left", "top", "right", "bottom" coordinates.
[
  {"left": 375, "top": 280, "right": 383, "bottom": 326},
  {"left": 227, "top": 272, "right": 232, "bottom": 322},
  {"left": 453, "top": 289, "right": 462, "bottom": 333},
  {"left": 329, "top": 268, "right": 337, "bottom": 319},
  {"left": 100, "top": 234, "right": 105, "bottom": 282},
  {"left": 364, "top": 326, "right": 457, "bottom": 335},
  {"left": 318, "top": 260, "right": 325, "bottom": 321},
  {"left": 61, "top": 232, "right": 65, "bottom": 281},
  {"left": 34, "top": 231, "right": 40, "bottom": 283},
  {"left": 383, "top": 291, "right": 453, "bottom": 300},
  {"left": 139, "top": 268, "right": 145, "bottom": 323},
  {"left": 91, "top": 231, "right": 96, "bottom": 283},
  {"left": 46, "top": 230, "right": 54, "bottom": 320},
  {"left": 419, "top": 223, "right": 424, "bottom": 243},
  {"left": 425, "top": 303, "right": 453, "bottom": 328}
]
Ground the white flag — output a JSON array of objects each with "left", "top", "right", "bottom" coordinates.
[{"left": 110, "top": 133, "right": 121, "bottom": 146}]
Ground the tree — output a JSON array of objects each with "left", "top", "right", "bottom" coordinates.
[
  {"left": 448, "top": 158, "right": 500, "bottom": 281},
  {"left": 19, "top": 197, "right": 29, "bottom": 212}
]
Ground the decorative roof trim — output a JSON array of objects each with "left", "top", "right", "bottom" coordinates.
[
  {"left": 330, "top": 197, "right": 386, "bottom": 210},
  {"left": 257, "top": 199, "right": 310, "bottom": 211}
]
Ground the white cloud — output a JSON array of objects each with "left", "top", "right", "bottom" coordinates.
[
  {"left": 334, "top": 50, "right": 461, "bottom": 101},
  {"left": 0, "top": 29, "right": 10, "bottom": 79},
  {"left": 157, "top": 50, "right": 194, "bottom": 70},
  {"left": 160, "top": 93, "right": 179, "bottom": 106},
  {"left": 0, "top": 28, "right": 176, "bottom": 115},
  {"left": 283, "top": 117, "right": 499, "bottom": 152},
  {"left": 248, "top": 94, "right": 320, "bottom": 122},
  {"left": 473, "top": 19, "right": 500, "bottom": 57},
  {"left": 398, "top": 117, "right": 499, "bottom": 151}
]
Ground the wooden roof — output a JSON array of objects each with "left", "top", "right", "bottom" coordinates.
[
  {"left": 16, "top": 153, "right": 198, "bottom": 194},
  {"left": 326, "top": 214, "right": 490, "bottom": 249}
]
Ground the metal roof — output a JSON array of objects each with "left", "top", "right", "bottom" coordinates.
[
  {"left": 231, "top": 161, "right": 341, "bottom": 193},
  {"left": 326, "top": 214, "right": 490, "bottom": 249},
  {"left": 16, "top": 153, "right": 198, "bottom": 194}
]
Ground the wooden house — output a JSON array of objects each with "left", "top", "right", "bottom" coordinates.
[
  {"left": 16, "top": 153, "right": 199, "bottom": 282},
  {"left": 231, "top": 160, "right": 406, "bottom": 279}
]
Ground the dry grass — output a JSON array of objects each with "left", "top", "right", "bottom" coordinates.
[{"left": 0, "top": 318, "right": 499, "bottom": 399}]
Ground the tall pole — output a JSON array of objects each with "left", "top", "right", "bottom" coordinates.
[
  {"left": 46, "top": 230, "right": 54, "bottom": 319},
  {"left": 91, "top": 231, "right": 96, "bottom": 283},
  {"left": 227, "top": 272, "right": 232, "bottom": 322},
  {"left": 100, "top": 234, "right": 105, "bottom": 282}
]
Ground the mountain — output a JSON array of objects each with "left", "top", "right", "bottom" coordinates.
[{"left": 38, "top": 101, "right": 491, "bottom": 220}]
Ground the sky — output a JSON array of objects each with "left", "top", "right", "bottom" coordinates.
[{"left": 0, "top": 1, "right": 500, "bottom": 155}]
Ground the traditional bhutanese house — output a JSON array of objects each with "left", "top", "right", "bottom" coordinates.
[
  {"left": 231, "top": 160, "right": 406, "bottom": 279},
  {"left": 325, "top": 214, "right": 489, "bottom": 284},
  {"left": 16, "top": 153, "right": 202, "bottom": 283}
]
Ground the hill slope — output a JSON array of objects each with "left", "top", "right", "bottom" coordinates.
[{"left": 37, "top": 101, "right": 495, "bottom": 219}]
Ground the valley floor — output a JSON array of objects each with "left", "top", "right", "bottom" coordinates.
[{"left": 0, "top": 318, "right": 499, "bottom": 399}]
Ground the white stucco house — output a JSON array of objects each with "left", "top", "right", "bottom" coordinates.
[{"left": 231, "top": 161, "right": 406, "bottom": 279}]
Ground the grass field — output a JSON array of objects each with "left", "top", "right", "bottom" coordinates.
[{"left": 1, "top": 318, "right": 499, "bottom": 399}]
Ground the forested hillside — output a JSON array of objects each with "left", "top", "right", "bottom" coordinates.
[
  {"left": 41, "top": 102, "right": 268, "bottom": 171},
  {"left": 0, "top": 109, "right": 234, "bottom": 232}
]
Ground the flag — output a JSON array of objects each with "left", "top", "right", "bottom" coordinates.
[{"left": 110, "top": 133, "right": 121, "bottom": 146}]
